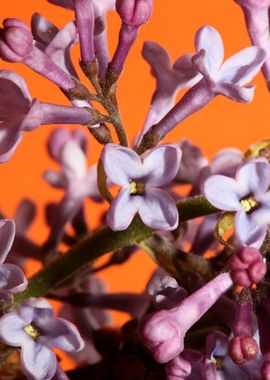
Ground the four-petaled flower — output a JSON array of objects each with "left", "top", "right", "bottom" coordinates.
[
  {"left": 203, "top": 157, "right": 270, "bottom": 249},
  {"left": 101, "top": 143, "right": 182, "bottom": 231},
  {"left": 0, "top": 298, "right": 84, "bottom": 380}
]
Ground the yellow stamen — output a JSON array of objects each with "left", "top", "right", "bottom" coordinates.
[
  {"left": 24, "top": 324, "right": 39, "bottom": 340},
  {"left": 129, "top": 180, "right": 145, "bottom": 195},
  {"left": 214, "top": 356, "right": 223, "bottom": 370},
  {"left": 241, "top": 196, "right": 258, "bottom": 213}
]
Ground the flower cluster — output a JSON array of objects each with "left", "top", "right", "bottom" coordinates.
[{"left": 0, "top": 0, "right": 270, "bottom": 379}]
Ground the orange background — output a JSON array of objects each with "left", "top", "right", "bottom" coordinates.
[{"left": 0, "top": 0, "right": 269, "bottom": 321}]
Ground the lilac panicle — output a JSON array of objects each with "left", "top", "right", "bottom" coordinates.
[
  {"left": 139, "top": 273, "right": 233, "bottom": 363},
  {"left": 229, "top": 246, "right": 266, "bottom": 287},
  {"left": 140, "top": 25, "right": 265, "bottom": 146},
  {"left": 0, "top": 219, "right": 28, "bottom": 294},
  {"left": 135, "top": 43, "right": 201, "bottom": 145},
  {"left": 203, "top": 157, "right": 270, "bottom": 249},
  {"left": 0, "top": 18, "right": 76, "bottom": 91},
  {"left": 73, "top": 0, "right": 95, "bottom": 64},
  {"left": 0, "top": 298, "right": 84, "bottom": 380},
  {"left": 235, "top": 0, "right": 270, "bottom": 87},
  {"left": 101, "top": 143, "right": 181, "bottom": 231},
  {"left": 45, "top": 127, "right": 102, "bottom": 246},
  {"left": 111, "top": 0, "right": 153, "bottom": 74}
]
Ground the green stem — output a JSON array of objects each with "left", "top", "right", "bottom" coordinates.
[{"left": 14, "top": 196, "right": 217, "bottom": 302}]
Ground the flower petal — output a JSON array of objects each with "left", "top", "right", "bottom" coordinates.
[
  {"left": 139, "top": 188, "right": 178, "bottom": 230},
  {"left": 0, "top": 121, "right": 23, "bottom": 163},
  {"left": 31, "top": 13, "right": 59, "bottom": 46},
  {"left": 106, "top": 189, "right": 140, "bottom": 231},
  {"left": 142, "top": 40, "right": 172, "bottom": 80},
  {"left": 217, "top": 46, "right": 266, "bottom": 85},
  {"left": 0, "top": 263, "right": 28, "bottom": 293},
  {"left": 38, "top": 317, "right": 84, "bottom": 352},
  {"left": 19, "top": 298, "right": 54, "bottom": 325},
  {"left": 236, "top": 158, "right": 270, "bottom": 197},
  {"left": 101, "top": 144, "right": 142, "bottom": 187},
  {"left": 194, "top": 26, "right": 224, "bottom": 76},
  {"left": 21, "top": 341, "right": 57, "bottom": 380},
  {"left": 14, "top": 199, "right": 36, "bottom": 234},
  {"left": 47, "top": 0, "right": 74, "bottom": 9},
  {"left": 210, "top": 148, "right": 243, "bottom": 177},
  {"left": 235, "top": 211, "right": 267, "bottom": 248},
  {"left": 0, "top": 219, "right": 15, "bottom": 264},
  {"left": 215, "top": 82, "right": 255, "bottom": 103},
  {"left": 142, "top": 144, "right": 182, "bottom": 186},
  {"left": 0, "top": 312, "right": 30, "bottom": 346},
  {"left": 44, "top": 170, "right": 68, "bottom": 188},
  {"left": 61, "top": 140, "right": 87, "bottom": 180},
  {"left": 203, "top": 175, "right": 242, "bottom": 211}
]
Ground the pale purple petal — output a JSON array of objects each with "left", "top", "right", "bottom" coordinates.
[
  {"left": 85, "top": 165, "right": 103, "bottom": 202},
  {"left": 0, "top": 70, "right": 31, "bottom": 109},
  {"left": 235, "top": 210, "right": 267, "bottom": 248},
  {"left": 142, "top": 144, "right": 182, "bottom": 186},
  {"left": 19, "top": 298, "right": 54, "bottom": 325},
  {"left": 106, "top": 189, "right": 140, "bottom": 231},
  {"left": 139, "top": 188, "right": 178, "bottom": 230},
  {"left": 203, "top": 175, "right": 242, "bottom": 211},
  {"left": 236, "top": 158, "right": 270, "bottom": 196},
  {"left": 102, "top": 144, "right": 142, "bottom": 187},
  {"left": 44, "top": 170, "right": 68, "bottom": 188},
  {"left": 215, "top": 82, "right": 255, "bottom": 103},
  {"left": 47, "top": 0, "right": 74, "bottom": 9},
  {"left": 14, "top": 199, "right": 36, "bottom": 234},
  {"left": 0, "top": 312, "right": 30, "bottom": 346},
  {"left": 0, "top": 263, "right": 28, "bottom": 293},
  {"left": 142, "top": 40, "right": 172, "bottom": 80},
  {"left": 61, "top": 141, "right": 87, "bottom": 180},
  {"left": 210, "top": 148, "right": 243, "bottom": 177},
  {"left": 21, "top": 341, "right": 57, "bottom": 380},
  {"left": 38, "top": 317, "right": 84, "bottom": 352},
  {"left": 21, "top": 98, "right": 43, "bottom": 131},
  {"left": 0, "top": 129, "right": 23, "bottom": 163},
  {"left": 173, "top": 54, "right": 201, "bottom": 86},
  {"left": 194, "top": 26, "right": 224, "bottom": 76},
  {"left": 0, "top": 219, "right": 15, "bottom": 264},
  {"left": 217, "top": 46, "right": 266, "bottom": 85},
  {"left": 31, "top": 13, "right": 59, "bottom": 46}
]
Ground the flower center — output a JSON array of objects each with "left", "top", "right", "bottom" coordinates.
[
  {"left": 240, "top": 195, "right": 259, "bottom": 214},
  {"left": 24, "top": 324, "right": 40, "bottom": 340},
  {"left": 129, "top": 180, "right": 145, "bottom": 196},
  {"left": 214, "top": 356, "right": 223, "bottom": 370}
]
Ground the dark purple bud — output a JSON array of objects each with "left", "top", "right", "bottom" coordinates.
[
  {"left": 228, "top": 336, "right": 259, "bottom": 364},
  {"left": 116, "top": 0, "right": 153, "bottom": 27},
  {"left": 229, "top": 247, "right": 266, "bottom": 287},
  {"left": 0, "top": 18, "right": 33, "bottom": 62}
]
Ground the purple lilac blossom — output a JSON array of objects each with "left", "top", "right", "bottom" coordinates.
[
  {"left": 234, "top": 0, "right": 270, "bottom": 87},
  {"left": 136, "top": 43, "right": 200, "bottom": 145},
  {"left": 0, "top": 219, "right": 27, "bottom": 294},
  {"left": 45, "top": 127, "right": 102, "bottom": 246},
  {"left": 139, "top": 273, "right": 233, "bottom": 363},
  {"left": 110, "top": 0, "right": 153, "bottom": 74},
  {"left": 0, "top": 18, "right": 76, "bottom": 91},
  {"left": 229, "top": 246, "right": 266, "bottom": 287},
  {"left": 0, "top": 71, "right": 93, "bottom": 162},
  {"left": 141, "top": 25, "right": 266, "bottom": 143},
  {"left": 0, "top": 298, "right": 84, "bottom": 380},
  {"left": 101, "top": 143, "right": 181, "bottom": 231},
  {"left": 203, "top": 157, "right": 270, "bottom": 249}
]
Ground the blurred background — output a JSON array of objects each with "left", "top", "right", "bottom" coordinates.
[{"left": 0, "top": 0, "right": 269, "bottom": 328}]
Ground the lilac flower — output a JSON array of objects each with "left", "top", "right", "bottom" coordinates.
[
  {"left": 101, "top": 143, "right": 182, "bottom": 231},
  {"left": 45, "top": 127, "right": 102, "bottom": 246},
  {"left": 234, "top": 0, "right": 270, "bottom": 87},
  {"left": 139, "top": 273, "right": 233, "bottom": 363},
  {"left": 0, "top": 298, "right": 84, "bottom": 380},
  {"left": 110, "top": 0, "right": 153, "bottom": 75},
  {"left": 0, "top": 18, "right": 77, "bottom": 91},
  {"left": 135, "top": 43, "right": 200, "bottom": 145},
  {"left": 203, "top": 157, "right": 270, "bottom": 249},
  {"left": 0, "top": 219, "right": 27, "bottom": 295},
  {"left": 0, "top": 70, "right": 95, "bottom": 162},
  {"left": 229, "top": 246, "right": 266, "bottom": 287},
  {"left": 139, "top": 25, "right": 266, "bottom": 147}
]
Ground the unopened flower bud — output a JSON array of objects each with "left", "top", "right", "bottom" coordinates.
[
  {"left": 229, "top": 247, "right": 266, "bottom": 287},
  {"left": 228, "top": 336, "right": 259, "bottom": 364},
  {"left": 116, "top": 0, "right": 153, "bottom": 27},
  {"left": 0, "top": 18, "right": 33, "bottom": 62}
]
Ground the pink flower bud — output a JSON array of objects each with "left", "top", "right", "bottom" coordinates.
[
  {"left": 0, "top": 18, "right": 33, "bottom": 62},
  {"left": 116, "top": 0, "right": 153, "bottom": 27},
  {"left": 229, "top": 247, "right": 266, "bottom": 287},
  {"left": 228, "top": 336, "right": 259, "bottom": 364}
]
